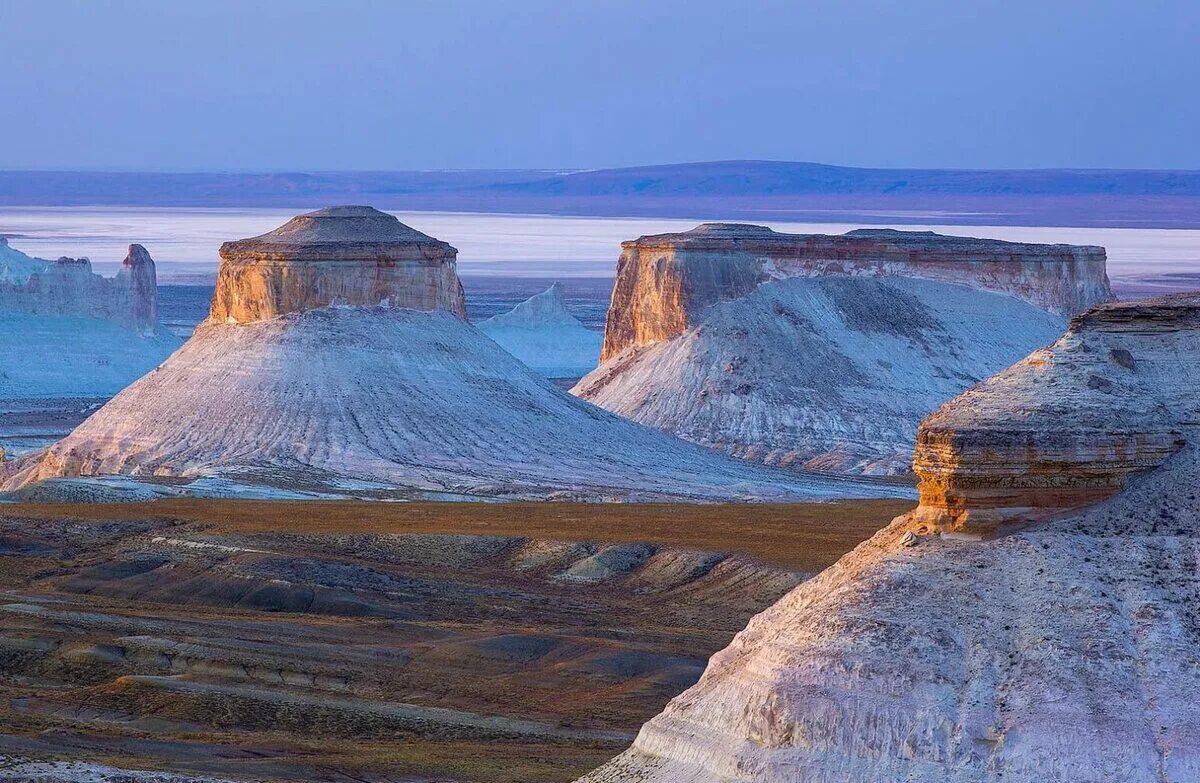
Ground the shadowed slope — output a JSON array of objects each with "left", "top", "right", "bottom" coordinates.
[{"left": 577, "top": 277, "right": 1065, "bottom": 474}]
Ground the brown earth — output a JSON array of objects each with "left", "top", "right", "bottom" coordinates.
[
  {"left": 6, "top": 499, "right": 912, "bottom": 571},
  {"left": 0, "top": 498, "right": 910, "bottom": 782}
]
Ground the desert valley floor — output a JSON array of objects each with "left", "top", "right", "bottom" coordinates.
[{"left": 0, "top": 498, "right": 912, "bottom": 782}]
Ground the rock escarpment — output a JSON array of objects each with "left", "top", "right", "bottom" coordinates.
[
  {"left": 577, "top": 269, "right": 1067, "bottom": 475},
  {"left": 209, "top": 205, "right": 466, "bottom": 324},
  {"left": 913, "top": 294, "right": 1200, "bottom": 533},
  {"left": 0, "top": 240, "right": 160, "bottom": 334},
  {"left": 602, "top": 224, "right": 1110, "bottom": 360},
  {"left": 1, "top": 209, "right": 897, "bottom": 502},
  {"left": 0, "top": 241, "right": 179, "bottom": 401},
  {"left": 580, "top": 299, "right": 1200, "bottom": 783},
  {"left": 0, "top": 236, "right": 52, "bottom": 282},
  {"left": 580, "top": 224, "right": 1111, "bottom": 474}
]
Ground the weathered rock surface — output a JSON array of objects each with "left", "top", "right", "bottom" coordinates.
[
  {"left": 913, "top": 294, "right": 1200, "bottom": 533},
  {"left": 602, "top": 224, "right": 1110, "bottom": 360},
  {"left": 209, "top": 205, "right": 466, "bottom": 324},
  {"left": 2, "top": 307, "right": 898, "bottom": 501},
  {"left": 580, "top": 302, "right": 1200, "bottom": 783},
  {"left": 576, "top": 276, "right": 1065, "bottom": 474},
  {"left": 2, "top": 211, "right": 897, "bottom": 502},
  {"left": 478, "top": 282, "right": 603, "bottom": 378},
  {"left": 0, "top": 241, "right": 161, "bottom": 334},
  {"left": 0, "top": 241, "right": 179, "bottom": 403},
  {"left": 0, "top": 236, "right": 50, "bottom": 282}
]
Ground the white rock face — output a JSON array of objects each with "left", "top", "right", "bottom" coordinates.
[
  {"left": 581, "top": 298, "right": 1200, "bottom": 782},
  {"left": 581, "top": 445, "right": 1200, "bottom": 783},
  {"left": 0, "top": 306, "right": 896, "bottom": 501},
  {"left": 477, "top": 282, "right": 603, "bottom": 378},
  {"left": 602, "top": 224, "right": 1111, "bottom": 361},
  {"left": 0, "top": 242, "right": 179, "bottom": 400},
  {"left": 575, "top": 277, "right": 1065, "bottom": 474},
  {"left": 0, "top": 242, "right": 161, "bottom": 334},
  {"left": 914, "top": 294, "right": 1200, "bottom": 532},
  {"left": 0, "top": 313, "right": 180, "bottom": 399},
  {"left": 0, "top": 237, "right": 50, "bottom": 282}
]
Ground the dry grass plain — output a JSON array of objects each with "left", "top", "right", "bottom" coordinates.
[
  {"left": 6, "top": 498, "right": 914, "bottom": 571},
  {"left": 0, "top": 498, "right": 912, "bottom": 782}
]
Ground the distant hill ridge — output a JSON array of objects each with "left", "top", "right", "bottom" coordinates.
[
  {"left": 494, "top": 160, "right": 1200, "bottom": 197},
  {"left": 5, "top": 161, "right": 1200, "bottom": 228}
]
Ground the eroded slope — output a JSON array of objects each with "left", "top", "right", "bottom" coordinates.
[
  {"left": 2, "top": 307, "right": 892, "bottom": 502},
  {"left": 576, "top": 276, "right": 1064, "bottom": 474},
  {"left": 583, "top": 294, "right": 1200, "bottom": 783}
]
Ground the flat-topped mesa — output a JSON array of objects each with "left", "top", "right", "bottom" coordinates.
[
  {"left": 912, "top": 293, "right": 1200, "bottom": 534},
  {"left": 602, "top": 224, "right": 1111, "bottom": 360},
  {"left": 209, "top": 206, "right": 467, "bottom": 324},
  {"left": 0, "top": 243, "right": 159, "bottom": 334}
]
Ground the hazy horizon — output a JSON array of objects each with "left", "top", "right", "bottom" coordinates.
[{"left": 4, "top": 158, "right": 1200, "bottom": 175}]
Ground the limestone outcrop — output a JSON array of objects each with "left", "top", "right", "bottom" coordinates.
[
  {"left": 912, "top": 294, "right": 1200, "bottom": 533},
  {"left": 209, "top": 205, "right": 466, "bottom": 324},
  {"left": 0, "top": 236, "right": 52, "bottom": 283},
  {"left": 579, "top": 294, "right": 1200, "bottom": 783},
  {"left": 0, "top": 240, "right": 160, "bottom": 334},
  {"left": 579, "top": 224, "right": 1112, "bottom": 474},
  {"left": 575, "top": 276, "right": 1065, "bottom": 474},
  {"left": 0, "top": 209, "right": 899, "bottom": 502},
  {"left": 477, "top": 282, "right": 603, "bottom": 379},
  {"left": 602, "top": 224, "right": 1111, "bottom": 360}
]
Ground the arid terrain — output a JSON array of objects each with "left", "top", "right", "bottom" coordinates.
[{"left": 0, "top": 498, "right": 911, "bottom": 782}]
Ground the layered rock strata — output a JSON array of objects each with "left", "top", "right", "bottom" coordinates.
[
  {"left": 602, "top": 224, "right": 1110, "bottom": 360},
  {"left": 913, "top": 294, "right": 1200, "bottom": 533},
  {"left": 576, "top": 276, "right": 1066, "bottom": 475},
  {"left": 0, "top": 240, "right": 160, "bottom": 334},
  {"left": 580, "top": 294, "right": 1200, "bottom": 783},
  {"left": 209, "top": 205, "right": 466, "bottom": 324},
  {"left": 1, "top": 209, "right": 896, "bottom": 502}
]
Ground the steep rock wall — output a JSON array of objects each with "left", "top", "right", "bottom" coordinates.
[
  {"left": 0, "top": 242, "right": 159, "bottom": 334},
  {"left": 209, "top": 206, "right": 466, "bottom": 324},
  {"left": 602, "top": 224, "right": 1111, "bottom": 360},
  {"left": 912, "top": 294, "right": 1200, "bottom": 534}
]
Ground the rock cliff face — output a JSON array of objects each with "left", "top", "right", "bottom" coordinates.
[
  {"left": 0, "top": 241, "right": 160, "bottom": 334},
  {"left": 579, "top": 298, "right": 1200, "bottom": 783},
  {"left": 602, "top": 224, "right": 1110, "bottom": 360},
  {"left": 575, "top": 277, "right": 1065, "bottom": 474},
  {"left": 1, "top": 210, "right": 897, "bottom": 502},
  {"left": 0, "top": 236, "right": 51, "bottom": 283},
  {"left": 913, "top": 294, "right": 1200, "bottom": 534},
  {"left": 121, "top": 243, "right": 158, "bottom": 330},
  {"left": 0, "top": 242, "right": 178, "bottom": 401},
  {"left": 209, "top": 206, "right": 466, "bottom": 324}
]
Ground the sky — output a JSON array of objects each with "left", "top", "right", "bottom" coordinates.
[{"left": 1, "top": 0, "right": 1197, "bottom": 172}]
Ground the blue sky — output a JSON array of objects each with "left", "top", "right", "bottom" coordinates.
[{"left": 2, "top": 0, "right": 1197, "bottom": 171}]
